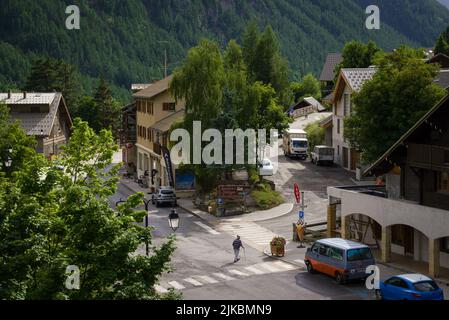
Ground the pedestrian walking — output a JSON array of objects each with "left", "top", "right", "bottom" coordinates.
[{"left": 232, "top": 235, "right": 244, "bottom": 263}]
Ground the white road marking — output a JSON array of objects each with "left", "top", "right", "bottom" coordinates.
[
  {"left": 294, "top": 259, "right": 307, "bottom": 266},
  {"left": 257, "top": 262, "right": 282, "bottom": 273},
  {"left": 272, "top": 261, "right": 297, "bottom": 271},
  {"left": 194, "top": 221, "right": 220, "bottom": 235},
  {"left": 168, "top": 281, "right": 185, "bottom": 290},
  {"left": 184, "top": 277, "right": 203, "bottom": 286},
  {"left": 154, "top": 285, "right": 168, "bottom": 293},
  {"left": 244, "top": 266, "right": 267, "bottom": 275},
  {"left": 196, "top": 275, "right": 219, "bottom": 284},
  {"left": 229, "top": 269, "right": 249, "bottom": 277},
  {"left": 213, "top": 273, "right": 236, "bottom": 281}
]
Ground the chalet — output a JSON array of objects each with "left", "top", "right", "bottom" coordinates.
[
  {"left": 331, "top": 68, "right": 377, "bottom": 171},
  {"left": 287, "top": 97, "right": 325, "bottom": 118},
  {"left": 1, "top": 91, "right": 72, "bottom": 159},
  {"left": 319, "top": 53, "right": 342, "bottom": 99},
  {"left": 327, "top": 93, "right": 449, "bottom": 278}
]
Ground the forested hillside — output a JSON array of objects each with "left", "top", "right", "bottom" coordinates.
[{"left": 0, "top": 0, "right": 448, "bottom": 103}]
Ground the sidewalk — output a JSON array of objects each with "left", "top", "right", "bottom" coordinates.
[{"left": 177, "top": 198, "right": 293, "bottom": 223}]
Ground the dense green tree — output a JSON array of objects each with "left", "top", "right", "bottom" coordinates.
[
  {"left": 435, "top": 26, "right": 449, "bottom": 56},
  {"left": 304, "top": 121, "right": 325, "bottom": 153},
  {"left": 24, "top": 57, "right": 80, "bottom": 111},
  {"left": 290, "top": 73, "right": 322, "bottom": 103},
  {"left": 93, "top": 77, "right": 123, "bottom": 138},
  {"left": 0, "top": 103, "right": 36, "bottom": 174},
  {"left": 0, "top": 117, "right": 178, "bottom": 299},
  {"left": 344, "top": 46, "right": 446, "bottom": 163},
  {"left": 334, "top": 40, "right": 383, "bottom": 77}
]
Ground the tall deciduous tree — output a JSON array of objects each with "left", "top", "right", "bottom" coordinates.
[
  {"left": 290, "top": 73, "right": 322, "bottom": 103},
  {"left": 0, "top": 117, "right": 178, "bottom": 299},
  {"left": 344, "top": 46, "right": 446, "bottom": 163},
  {"left": 335, "top": 40, "right": 383, "bottom": 78}
]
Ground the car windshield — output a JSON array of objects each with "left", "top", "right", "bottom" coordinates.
[
  {"left": 293, "top": 140, "right": 307, "bottom": 148},
  {"left": 413, "top": 281, "right": 439, "bottom": 292},
  {"left": 347, "top": 248, "right": 373, "bottom": 261},
  {"left": 161, "top": 190, "right": 174, "bottom": 195},
  {"left": 319, "top": 148, "right": 334, "bottom": 155}
]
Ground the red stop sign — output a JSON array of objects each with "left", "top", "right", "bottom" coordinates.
[{"left": 294, "top": 183, "right": 301, "bottom": 203}]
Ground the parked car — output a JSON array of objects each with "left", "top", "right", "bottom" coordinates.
[
  {"left": 376, "top": 274, "right": 444, "bottom": 300},
  {"left": 151, "top": 186, "right": 177, "bottom": 207},
  {"left": 259, "top": 158, "right": 274, "bottom": 176},
  {"left": 304, "top": 238, "right": 376, "bottom": 284},
  {"left": 311, "top": 145, "right": 334, "bottom": 166}
]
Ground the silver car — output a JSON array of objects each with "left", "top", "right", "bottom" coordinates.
[{"left": 151, "top": 187, "right": 177, "bottom": 207}]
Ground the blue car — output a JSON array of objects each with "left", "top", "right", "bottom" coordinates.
[{"left": 376, "top": 274, "right": 444, "bottom": 300}]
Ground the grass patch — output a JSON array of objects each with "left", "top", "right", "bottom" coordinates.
[{"left": 251, "top": 182, "right": 284, "bottom": 210}]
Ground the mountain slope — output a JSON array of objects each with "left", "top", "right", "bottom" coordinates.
[
  {"left": 437, "top": 0, "right": 449, "bottom": 9},
  {"left": 0, "top": 0, "right": 448, "bottom": 102}
]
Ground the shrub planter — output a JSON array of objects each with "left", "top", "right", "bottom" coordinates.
[{"left": 270, "top": 237, "right": 286, "bottom": 257}]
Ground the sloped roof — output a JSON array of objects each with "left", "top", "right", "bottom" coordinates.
[
  {"left": 319, "top": 115, "right": 333, "bottom": 128},
  {"left": 151, "top": 109, "right": 185, "bottom": 133},
  {"left": 303, "top": 97, "right": 325, "bottom": 112},
  {"left": 364, "top": 93, "right": 449, "bottom": 177},
  {"left": 319, "top": 53, "right": 342, "bottom": 82},
  {"left": 341, "top": 68, "right": 377, "bottom": 92},
  {"left": 133, "top": 75, "right": 173, "bottom": 99},
  {"left": 2, "top": 92, "right": 71, "bottom": 136}
]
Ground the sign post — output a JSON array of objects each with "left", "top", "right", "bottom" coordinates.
[{"left": 294, "top": 184, "right": 307, "bottom": 248}]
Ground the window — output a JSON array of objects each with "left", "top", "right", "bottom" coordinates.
[
  {"left": 437, "top": 171, "right": 449, "bottom": 194},
  {"left": 163, "top": 102, "right": 176, "bottom": 111},
  {"left": 329, "top": 247, "right": 344, "bottom": 261},
  {"left": 311, "top": 243, "right": 321, "bottom": 254},
  {"left": 347, "top": 248, "right": 373, "bottom": 262},
  {"left": 337, "top": 145, "right": 340, "bottom": 156},
  {"left": 148, "top": 128, "right": 152, "bottom": 141},
  {"left": 147, "top": 101, "right": 154, "bottom": 114},
  {"left": 319, "top": 245, "right": 330, "bottom": 257},
  {"left": 343, "top": 94, "right": 351, "bottom": 116},
  {"left": 385, "top": 277, "right": 409, "bottom": 289},
  {"left": 337, "top": 119, "right": 340, "bottom": 134},
  {"left": 293, "top": 140, "right": 308, "bottom": 148},
  {"left": 413, "top": 281, "right": 439, "bottom": 292}
]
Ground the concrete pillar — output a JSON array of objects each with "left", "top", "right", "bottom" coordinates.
[
  {"left": 381, "top": 226, "right": 392, "bottom": 263},
  {"left": 341, "top": 215, "right": 350, "bottom": 239},
  {"left": 327, "top": 205, "right": 337, "bottom": 238},
  {"left": 429, "top": 239, "right": 440, "bottom": 278}
]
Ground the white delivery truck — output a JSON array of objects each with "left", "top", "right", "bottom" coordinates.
[{"left": 283, "top": 128, "right": 308, "bottom": 160}]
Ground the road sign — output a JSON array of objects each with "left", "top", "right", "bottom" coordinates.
[
  {"left": 299, "top": 211, "right": 304, "bottom": 220},
  {"left": 294, "top": 183, "right": 301, "bottom": 203}
]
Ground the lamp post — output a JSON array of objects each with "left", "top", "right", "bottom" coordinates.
[{"left": 168, "top": 207, "right": 179, "bottom": 232}]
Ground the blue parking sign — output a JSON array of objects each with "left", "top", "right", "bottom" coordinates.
[{"left": 299, "top": 211, "right": 304, "bottom": 219}]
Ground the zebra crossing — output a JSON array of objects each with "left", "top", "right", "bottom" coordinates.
[
  {"left": 155, "top": 260, "right": 298, "bottom": 293},
  {"left": 217, "top": 220, "right": 285, "bottom": 250}
]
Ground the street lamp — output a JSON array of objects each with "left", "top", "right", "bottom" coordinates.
[{"left": 168, "top": 208, "right": 179, "bottom": 232}]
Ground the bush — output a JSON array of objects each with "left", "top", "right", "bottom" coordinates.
[{"left": 250, "top": 182, "right": 284, "bottom": 210}]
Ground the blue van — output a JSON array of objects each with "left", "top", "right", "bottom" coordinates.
[{"left": 304, "top": 238, "right": 376, "bottom": 284}]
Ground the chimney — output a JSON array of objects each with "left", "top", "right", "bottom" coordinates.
[
  {"left": 23, "top": 91, "right": 27, "bottom": 99},
  {"left": 7, "top": 90, "right": 11, "bottom": 99}
]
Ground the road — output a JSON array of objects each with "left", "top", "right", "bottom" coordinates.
[{"left": 111, "top": 180, "right": 377, "bottom": 300}]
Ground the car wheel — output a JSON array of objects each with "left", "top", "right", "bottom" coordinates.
[
  {"left": 335, "top": 272, "right": 345, "bottom": 285},
  {"left": 306, "top": 261, "right": 315, "bottom": 274},
  {"left": 375, "top": 289, "right": 383, "bottom": 300}
]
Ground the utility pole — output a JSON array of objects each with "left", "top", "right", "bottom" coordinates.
[{"left": 158, "top": 41, "right": 169, "bottom": 78}]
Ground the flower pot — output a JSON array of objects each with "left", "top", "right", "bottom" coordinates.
[{"left": 270, "top": 244, "right": 285, "bottom": 257}]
